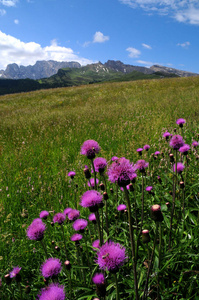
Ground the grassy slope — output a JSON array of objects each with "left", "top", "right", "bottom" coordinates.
[{"left": 0, "top": 76, "right": 199, "bottom": 292}]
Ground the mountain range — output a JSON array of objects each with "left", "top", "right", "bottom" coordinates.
[{"left": 0, "top": 60, "right": 198, "bottom": 96}]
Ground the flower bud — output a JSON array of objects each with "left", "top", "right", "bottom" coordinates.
[
  {"left": 103, "top": 192, "right": 108, "bottom": 200},
  {"left": 64, "top": 260, "right": 71, "bottom": 270},
  {"left": 84, "top": 167, "right": 91, "bottom": 179},
  {"left": 142, "top": 229, "right": 151, "bottom": 244},
  {"left": 151, "top": 204, "right": 164, "bottom": 222}
]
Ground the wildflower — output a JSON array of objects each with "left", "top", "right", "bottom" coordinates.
[
  {"left": 64, "top": 260, "right": 71, "bottom": 270},
  {"left": 96, "top": 241, "right": 127, "bottom": 273},
  {"left": 68, "top": 209, "right": 80, "bottom": 221},
  {"left": 88, "top": 213, "right": 96, "bottom": 223},
  {"left": 80, "top": 190, "right": 103, "bottom": 212},
  {"left": 179, "top": 144, "right": 190, "bottom": 155},
  {"left": 94, "top": 157, "right": 107, "bottom": 174},
  {"left": 53, "top": 213, "right": 66, "bottom": 225},
  {"left": 41, "top": 258, "right": 62, "bottom": 279},
  {"left": 135, "top": 159, "right": 149, "bottom": 172},
  {"left": 137, "top": 148, "right": 143, "bottom": 155},
  {"left": 142, "top": 230, "right": 151, "bottom": 244},
  {"left": 84, "top": 166, "right": 91, "bottom": 179},
  {"left": 192, "top": 140, "right": 199, "bottom": 147},
  {"left": 39, "top": 211, "right": 49, "bottom": 220},
  {"left": 10, "top": 266, "right": 21, "bottom": 279},
  {"left": 143, "top": 144, "right": 150, "bottom": 151},
  {"left": 154, "top": 151, "right": 160, "bottom": 156},
  {"left": 37, "top": 283, "right": 65, "bottom": 300},
  {"left": 170, "top": 135, "right": 185, "bottom": 150},
  {"left": 173, "top": 162, "right": 185, "bottom": 174},
  {"left": 146, "top": 186, "right": 153, "bottom": 192},
  {"left": 117, "top": 204, "right": 127, "bottom": 211},
  {"left": 81, "top": 139, "right": 100, "bottom": 159},
  {"left": 108, "top": 157, "right": 136, "bottom": 187},
  {"left": 67, "top": 171, "right": 76, "bottom": 179},
  {"left": 72, "top": 219, "right": 88, "bottom": 232},
  {"left": 151, "top": 204, "right": 163, "bottom": 222},
  {"left": 92, "top": 239, "right": 100, "bottom": 251},
  {"left": 92, "top": 273, "right": 106, "bottom": 298},
  {"left": 63, "top": 207, "right": 72, "bottom": 216},
  {"left": 163, "top": 131, "right": 171, "bottom": 140},
  {"left": 111, "top": 156, "right": 118, "bottom": 161},
  {"left": 27, "top": 218, "right": 46, "bottom": 241},
  {"left": 88, "top": 178, "right": 99, "bottom": 188},
  {"left": 70, "top": 233, "right": 83, "bottom": 242},
  {"left": 176, "top": 118, "right": 186, "bottom": 127}
]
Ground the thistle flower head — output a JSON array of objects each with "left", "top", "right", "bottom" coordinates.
[
  {"left": 72, "top": 219, "right": 88, "bottom": 232},
  {"left": 27, "top": 218, "right": 46, "bottom": 241},
  {"left": 41, "top": 258, "right": 62, "bottom": 278},
  {"left": 67, "top": 171, "right": 76, "bottom": 179},
  {"left": 63, "top": 207, "right": 73, "bottom": 216},
  {"left": 163, "top": 131, "right": 171, "bottom": 139},
  {"left": 53, "top": 213, "right": 66, "bottom": 225},
  {"left": 192, "top": 140, "right": 199, "bottom": 147},
  {"left": 94, "top": 157, "right": 107, "bottom": 173},
  {"left": 80, "top": 190, "right": 103, "bottom": 211},
  {"left": 67, "top": 209, "right": 80, "bottom": 221},
  {"left": 87, "top": 178, "right": 99, "bottom": 188},
  {"left": 179, "top": 144, "right": 190, "bottom": 154},
  {"left": 170, "top": 135, "right": 185, "bottom": 150},
  {"left": 151, "top": 204, "right": 164, "bottom": 222},
  {"left": 176, "top": 118, "right": 186, "bottom": 127},
  {"left": 146, "top": 186, "right": 153, "bottom": 192},
  {"left": 81, "top": 140, "right": 100, "bottom": 159},
  {"left": 92, "top": 273, "right": 105, "bottom": 285},
  {"left": 37, "top": 283, "right": 65, "bottom": 300},
  {"left": 107, "top": 157, "right": 136, "bottom": 187},
  {"left": 143, "top": 144, "right": 150, "bottom": 151},
  {"left": 88, "top": 213, "right": 96, "bottom": 222},
  {"left": 117, "top": 204, "right": 127, "bottom": 211},
  {"left": 111, "top": 156, "right": 118, "bottom": 161},
  {"left": 39, "top": 211, "right": 49, "bottom": 220},
  {"left": 154, "top": 151, "right": 160, "bottom": 156},
  {"left": 135, "top": 159, "right": 149, "bottom": 172},
  {"left": 173, "top": 162, "right": 185, "bottom": 173},
  {"left": 96, "top": 241, "right": 127, "bottom": 273},
  {"left": 70, "top": 233, "right": 83, "bottom": 242},
  {"left": 10, "top": 266, "right": 21, "bottom": 278},
  {"left": 92, "top": 239, "right": 100, "bottom": 251}
]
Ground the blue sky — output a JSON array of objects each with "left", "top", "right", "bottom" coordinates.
[{"left": 0, "top": 0, "right": 199, "bottom": 73}]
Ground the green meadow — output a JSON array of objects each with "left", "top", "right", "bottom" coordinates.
[{"left": 0, "top": 76, "right": 199, "bottom": 299}]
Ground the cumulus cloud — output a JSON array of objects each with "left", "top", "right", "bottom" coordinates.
[
  {"left": 136, "top": 60, "right": 154, "bottom": 67},
  {"left": 119, "top": 0, "right": 199, "bottom": 25},
  {"left": 0, "top": 0, "right": 18, "bottom": 7},
  {"left": 177, "top": 41, "right": 190, "bottom": 48},
  {"left": 126, "top": 47, "right": 141, "bottom": 58},
  {"left": 0, "top": 31, "right": 93, "bottom": 69},
  {"left": 93, "top": 31, "right": 109, "bottom": 43},
  {"left": 142, "top": 43, "right": 152, "bottom": 49},
  {"left": 0, "top": 8, "right": 6, "bottom": 15}
]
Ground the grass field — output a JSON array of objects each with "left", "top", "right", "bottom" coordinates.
[{"left": 0, "top": 76, "right": 199, "bottom": 299}]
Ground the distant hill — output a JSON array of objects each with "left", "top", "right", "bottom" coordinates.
[
  {"left": 0, "top": 60, "right": 198, "bottom": 96},
  {"left": 0, "top": 60, "right": 81, "bottom": 80}
]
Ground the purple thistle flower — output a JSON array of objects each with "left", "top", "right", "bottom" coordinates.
[
  {"left": 92, "top": 273, "right": 105, "bottom": 285},
  {"left": 27, "top": 218, "right": 46, "bottom": 241},
  {"left": 81, "top": 139, "right": 100, "bottom": 159},
  {"left": 72, "top": 219, "right": 88, "bottom": 232},
  {"left": 53, "top": 213, "right": 66, "bottom": 225},
  {"left": 179, "top": 144, "right": 190, "bottom": 154},
  {"left": 70, "top": 233, "right": 83, "bottom": 242},
  {"left": 96, "top": 241, "right": 127, "bottom": 273},
  {"left": 143, "top": 144, "right": 150, "bottom": 151},
  {"left": 146, "top": 186, "right": 153, "bottom": 192},
  {"left": 41, "top": 258, "right": 62, "bottom": 278},
  {"left": 192, "top": 140, "right": 199, "bottom": 147},
  {"left": 39, "top": 210, "right": 49, "bottom": 220},
  {"left": 111, "top": 156, "right": 118, "bottom": 161},
  {"left": 68, "top": 209, "right": 80, "bottom": 221},
  {"left": 63, "top": 207, "right": 73, "bottom": 216},
  {"left": 92, "top": 239, "right": 100, "bottom": 251},
  {"left": 88, "top": 213, "right": 96, "bottom": 222},
  {"left": 37, "top": 283, "right": 65, "bottom": 300},
  {"left": 67, "top": 171, "right": 76, "bottom": 179},
  {"left": 135, "top": 159, "right": 149, "bottom": 172},
  {"left": 10, "top": 266, "right": 21, "bottom": 278},
  {"left": 173, "top": 162, "right": 185, "bottom": 173},
  {"left": 117, "top": 204, "right": 127, "bottom": 211},
  {"left": 163, "top": 131, "right": 171, "bottom": 139},
  {"left": 176, "top": 118, "right": 186, "bottom": 127},
  {"left": 170, "top": 135, "right": 185, "bottom": 150},
  {"left": 154, "top": 151, "right": 160, "bottom": 156},
  {"left": 80, "top": 190, "right": 103, "bottom": 211},
  {"left": 107, "top": 157, "right": 136, "bottom": 187},
  {"left": 88, "top": 178, "right": 99, "bottom": 188},
  {"left": 94, "top": 157, "right": 107, "bottom": 174},
  {"left": 137, "top": 148, "right": 143, "bottom": 155}
]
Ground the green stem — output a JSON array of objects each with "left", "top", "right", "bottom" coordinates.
[
  {"left": 91, "top": 159, "right": 97, "bottom": 190},
  {"left": 61, "top": 224, "right": 68, "bottom": 259},
  {"left": 114, "top": 273, "right": 120, "bottom": 300},
  {"left": 124, "top": 186, "right": 139, "bottom": 300},
  {"left": 40, "top": 239, "right": 48, "bottom": 258},
  {"left": 95, "top": 210, "right": 103, "bottom": 246},
  {"left": 157, "top": 222, "right": 162, "bottom": 300}
]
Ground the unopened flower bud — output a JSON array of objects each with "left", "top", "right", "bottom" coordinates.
[
  {"left": 84, "top": 167, "right": 91, "bottom": 179},
  {"left": 64, "top": 260, "right": 71, "bottom": 270},
  {"left": 55, "top": 246, "right": 60, "bottom": 252},
  {"left": 4, "top": 274, "right": 11, "bottom": 284},
  {"left": 169, "top": 154, "right": 174, "bottom": 163},
  {"left": 103, "top": 192, "right": 108, "bottom": 200},
  {"left": 99, "top": 183, "right": 105, "bottom": 191},
  {"left": 129, "top": 183, "right": 134, "bottom": 192},
  {"left": 180, "top": 181, "right": 185, "bottom": 189},
  {"left": 142, "top": 229, "right": 151, "bottom": 244},
  {"left": 25, "top": 285, "right": 31, "bottom": 294},
  {"left": 151, "top": 204, "right": 164, "bottom": 222}
]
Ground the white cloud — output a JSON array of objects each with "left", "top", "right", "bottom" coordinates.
[
  {"left": 136, "top": 60, "right": 154, "bottom": 66},
  {"left": 14, "top": 19, "right": 19, "bottom": 24},
  {"left": 0, "top": 0, "right": 18, "bottom": 7},
  {"left": 177, "top": 41, "right": 190, "bottom": 48},
  {"left": 93, "top": 31, "right": 109, "bottom": 43},
  {"left": 0, "top": 31, "right": 93, "bottom": 69},
  {"left": 126, "top": 47, "right": 141, "bottom": 58},
  {"left": 142, "top": 43, "right": 152, "bottom": 49},
  {"left": 119, "top": 0, "right": 199, "bottom": 25},
  {"left": 0, "top": 8, "right": 6, "bottom": 15}
]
